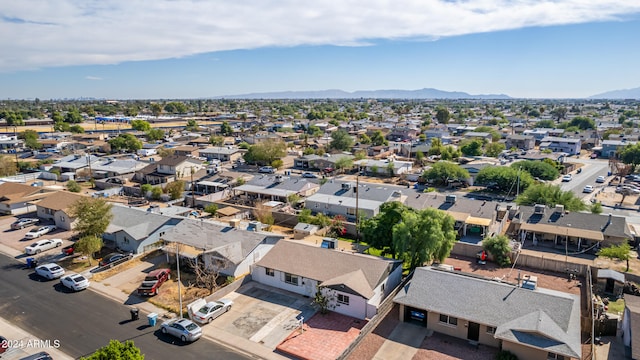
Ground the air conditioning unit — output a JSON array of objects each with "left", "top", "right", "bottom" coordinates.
[
  {"left": 521, "top": 275, "right": 538, "bottom": 290},
  {"left": 534, "top": 204, "right": 546, "bottom": 214},
  {"left": 445, "top": 195, "right": 457, "bottom": 204},
  {"left": 274, "top": 175, "right": 283, "bottom": 183},
  {"left": 555, "top": 204, "right": 565, "bottom": 214}
]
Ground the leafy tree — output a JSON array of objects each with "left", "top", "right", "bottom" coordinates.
[
  {"left": 619, "top": 143, "right": 640, "bottom": 171},
  {"left": 151, "top": 186, "right": 163, "bottom": 200},
  {"left": 146, "top": 128, "right": 165, "bottom": 141},
  {"left": 307, "top": 125, "right": 323, "bottom": 138},
  {"left": 287, "top": 193, "right": 301, "bottom": 205},
  {"left": 108, "top": 134, "right": 142, "bottom": 153},
  {"left": 19, "top": 130, "right": 42, "bottom": 150},
  {"left": 591, "top": 202, "right": 603, "bottom": 214},
  {"left": 204, "top": 204, "right": 218, "bottom": 216},
  {"left": 567, "top": 116, "right": 596, "bottom": 130},
  {"left": 598, "top": 243, "right": 632, "bottom": 272},
  {"left": 536, "top": 119, "right": 555, "bottom": 128},
  {"left": 459, "top": 139, "right": 484, "bottom": 156},
  {"left": 392, "top": 208, "right": 457, "bottom": 270},
  {"left": 415, "top": 150, "right": 425, "bottom": 165},
  {"left": 67, "top": 180, "right": 81, "bottom": 192},
  {"left": 359, "top": 134, "right": 371, "bottom": 144},
  {"left": 334, "top": 157, "right": 353, "bottom": 174},
  {"left": 185, "top": 119, "right": 199, "bottom": 131},
  {"left": 130, "top": 120, "right": 151, "bottom": 131},
  {"left": 360, "top": 202, "right": 410, "bottom": 259},
  {"left": 54, "top": 121, "right": 71, "bottom": 132},
  {"left": 511, "top": 160, "right": 559, "bottom": 181},
  {"left": 370, "top": 130, "right": 388, "bottom": 146},
  {"left": 516, "top": 184, "right": 586, "bottom": 211},
  {"left": 298, "top": 208, "right": 313, "bottom": 223},
  {"left": 80, "top": 340, "right": 144, "bottom": 360},
  {"left": 435, "top": 107, "right": 451, "bottom": 124},
  {"left": 422, "top": 162, "right": 469, "bottom": 186},
  {"left": 220, "top": 121, "right": 233, "bottom": 136},
  {"left": 550, "top": 106, "right": 568, "bottom": 121},
  {"left": 602, "top": 129, "right": 622, "bottom": 140},
  {"left": 271, "top": 159, "right": 284, "bottom": 169},
  {"left": 69, "top": 197, "right": 114, "bottom": 238},
  {"left": 69, "top": 125, "right": 85, "bottom": 133},
  {"left": 75, "top": 235, "right": 103, "bottom": 265},
  {"left": 244, "top": 140, "right": 286, "bottom": 165},
  {"left": 157, "top": 147, "right": 175, "bottom": 158},
  {"left": 485, "top": 142, "right": 505, "bottom": 157},
  {"left": 165, "top": 180, "right": 184, "bottom": 200},
  {"left": 51, "top": 111, "right": 64, "bottom": 123},
  {"left": 476, "top": 166, "right": 533, "bottom": 193},
  {"left": 0, "top": 155, "right": 17, "bottom": 176},
  {"left": 140, "top": 184, "right": 152, "bottom": 197},
  {"left": 150, "top": 103, "right": 163, "bottom": 117},
  {"left": 440, "top": 145, "right": 461, "bottom": 160},
  {"left": 64, "top": 107, "right": 83, "bottom": 123},
  {"left": 329, "top": 129, "right": 354, "bottom": 151},
  {"left": 482, "top": 235, "right": 512, "bottom": 267}
]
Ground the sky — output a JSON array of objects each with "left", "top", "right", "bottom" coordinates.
[{"left": 1, "top": 0, "right": 640, "bottom": 100}]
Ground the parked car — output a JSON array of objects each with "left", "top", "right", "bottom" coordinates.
[
  {"left": 595, "top": 176, "right": 606, "bottom": 183},
  {"left": 0, "top": 335, "right": 7, "bottom": 355},
  {"left": 98, "top": 252, "right": 132, "bottom": 267},
  {"left": 24, "top": 225, "right": 57, "bottom": 239},
  {"left": 160, "top": 318, "right": 202, "bottom": 342},
  {"left": 322, "top": 167, "right": 334, "bottom": 174},
  {"left": 61, "top": 243, "right": 75, "bottom": 256},
  {"left": 11, "top": 218, "right": 40, "bottom": 230},
  {"left": 562, "top": 174, "right": 572, "bottom": 182},
  {"left": 583, "top": 185, "right": 594, "bottom": 193},
  {"left": 60, "top": 273, "right": 90, "bottom": 291},
  {"left": 35, "top": 263, "right": 65, "bottom": 280},
  {"left": 590, "top": 153, "right": 598, "bottom": 159},
  {"left": 301, "top": 172, "right": 318, "bottom": 178},
  {"left": 24, "top": 239, "right": 63, "bottom": 255},
  {"left": 259, "top": 166, "right": 275, "bottom": 174},
  {"left": 137, "top": 268, "right": 171, "bottom": 296},
  {"left": 191, "top": 299, "right": 234, "bottom": 324},
  {"left": 18, "top": 351, "right": 53, "bottom": 360}
]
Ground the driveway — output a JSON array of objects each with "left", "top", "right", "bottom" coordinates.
[{"left": 0, "top": 215, "right": 74, "bottom": 260}]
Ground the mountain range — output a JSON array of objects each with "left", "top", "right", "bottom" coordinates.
[
  {"left": 589, "top": 87, "right": 640, "bottom": 99},
  {"left": 215, "top": 88, "right": 511, "bottom": 100}
]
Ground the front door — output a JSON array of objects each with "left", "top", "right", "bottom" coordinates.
[{"left": 467, "top": 322, "right": 480, "bottom": 341}]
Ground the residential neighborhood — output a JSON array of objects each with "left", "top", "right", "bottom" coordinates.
[{"left": 2, "top": 98, "right": 640, "bottom": 360}]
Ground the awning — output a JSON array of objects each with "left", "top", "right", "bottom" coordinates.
[
  {"left": 519, "top": 223, "right": 604, "bottom": 241},
  {"left": 448, "top": 211, "right": 470, "bottom": 222},
  {"left": 216, "top": 206, "right": 240, "bottom": 217},
  {"left": 466, "top": 217, "right": 492, "bottom": 227}
]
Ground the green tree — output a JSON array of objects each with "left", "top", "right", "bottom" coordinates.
[
  {"left": 460, "top": 139, "right": 484, "bottom": 156},
  {"left": 422, "top": 162, "right": 469, "bottom": 186},
  {"left": 598, "top": 243, "right": 632, "bottom": 272},
  {"left": 185, "top": 119, "right": 199, "bottom": 131},
  {"left": 64, "top": 107, "right": 83, "bottom": 123},
  {"left": 75, "top": 235, "right": 103, "bottom": 265},
  {"left": 130, "top": 120, "right": 151, "bottom": 131},
  {"left": 334, "top": 157, "right": 353, "bottom": 174},
  {"left": 482, "top": 235, "right": 512, "bottom": 267},
  {"left": 204, "top": 204, "right": 218, "bottom": 216},
  {"left": 474, "top": 126, "right": 501, "bottom": 142},
  {"left": 619, "top": 143, "right": 640, "bottom": 171},
  {"left": 146, "top": 128, "right": 165, "bottom": 141},
  {"left": 244, "top": 140, "right": 286, "bottom": 165},
  {"left": 370, "top": 130, "right": 388, "bottom": 146},
  {"left": 209, "top": 135, "right": 224, "bottom": 146},
  {"left": 67, "top": 180, "right": 81, "bottom": 192},
  {"left": 329, "top": 129, "right": 354, "bottom": 151},
  {"left": 151, "top": 186, "right": 163, "bottom": 200},
  {"left": 19, "top": 129, "right": 42, "bottom": 150},
  {"left": 271, "top": 159, "right": 284, "bottom": 169},
  {"left": 109, "top": 134, "right": 143, "bottom": 153},
  {"left": 360, "top": 202, "right": 410, "bottom": 259},
  {"left": 512, "top": 160, "right": 559, "bottom": 181},
  {"left": 69, "top": 197, "right": 114, "bottom": 238},
  {"left": 435, "top": 107, "right": 451, "bottom": 124},
  {"left": 140, "top": 184, "right": 152, "bottom": 198},
  {"left": 392, "top": 208, "right": 457, "bottom": 270},
  {"left": 516, "top": 184, "right": 586, "bottom": 211},
  {"left": 485, "top": 142, "right": 505, "bottom": 157},
  {"left": 80, "top": 340, "right": 144, "bottom": 360},
  {"left": 165, "top": 180, "right": 184, "bottom": 200},
  {"left": 69, "top": 125, "right": 85, "bottom": 133},
  {"left": 476, "top": 166, "right": 534, "bottom": 193},
  {"left": 359, "top": 134, "right": 371, "bottom": 144},
  {"left": 150, "top": 103, "right": 163, "bottom": 117},
  {"left": 567, "top": 116, "right": 596, "bottom": 130},
  {"left": 536, "top": 119, "right": 555, "bottom": 128},
  {"left": 415, "top": 150, "right": 425, "bottom": 165},
  {"left": 591, "top": 202, "right": 603, "bottom": 214},
  {"left": 551, "top": 106, "right": 568, "bottom": 121},
  {"left": 54, "top": 121, "right": 71, "bottom": 132},
  {"left": 0, "top": 155, "right": 17, "bottom": 176},
  {"left": 220, "top": 121, "right": 233, "bottom": 136}
]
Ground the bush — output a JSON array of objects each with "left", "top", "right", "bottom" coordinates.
[
  {"left": 67, "top": 180, "right": 81, "bottom": 193},
  {"left": 483, "top": 235, "right": 512, "bottom": 267},
  {"left": 151, "top": 186, "right": 163, "bottom": 200},
  {"left": 495, "top": 350, "right": 518, "bottom": 360},
  {"left": 140, "top": 184, "right": 152, "bottom": 198},
  {"left": 204, "top": 204, "right": 218, "bottom": 215}
]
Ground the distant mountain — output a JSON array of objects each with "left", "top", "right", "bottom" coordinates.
[
  {"left": 215, "top": 88, "right": 510, "bottom": 100},
  {"left": 589, "top": 87, "right": 640, "bottom": 99}
]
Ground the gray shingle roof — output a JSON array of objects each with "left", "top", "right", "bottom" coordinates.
[
  {"left": 405, "top": 193, "right": 499, "bottom": 220},
  {"left": 394, "top": 267, "right": 581, "bottom": 359},
  {"left": 313, "top": 179, "right": 406, "bottom": 202},
  {"left": 107, "top": 205, "right": 176, "bottom": 240},
  {"left": 256, "top": 240, "right": 399, "bottom": 299},
  {"left": 596, "top": 269, "right": 625, "bottom": 283}
]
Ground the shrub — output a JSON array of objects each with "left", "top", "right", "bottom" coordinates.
[
  {"left": 483, "top": 235, "right": 512, "bottom": 267},
  {"left": 67, "top": 180, "right": 81, "bottom": 193},
  {"left": 495, "top": 350, "right": 518, "bottom": 360}
]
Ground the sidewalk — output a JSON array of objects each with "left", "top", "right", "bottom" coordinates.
[{"left": 0, "top": 316, "right": 74, "bottom": 360}]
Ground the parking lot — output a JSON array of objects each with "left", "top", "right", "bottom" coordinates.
[{"left": 0, "top": 215, "right": 74, "bottom": 261}]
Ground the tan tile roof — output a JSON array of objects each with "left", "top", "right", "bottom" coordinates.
[
  {"left": 34, "top": 191, "right": 88, "bottom": 211},
  {"left": 0, "top": 182, "right": 49, "bottom": 204},
  {"left": 256, "top": 240, "right": 396, "bottom": 299}
]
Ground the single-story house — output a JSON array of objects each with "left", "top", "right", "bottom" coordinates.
[
  {"left": 294, "top": 154, "right": 355, "bottom": 171},
  {"left": 354, "top": 159, "right": 413, "bottom": 176},
  {"left": 34, "top": 191, "right": 87, "bottom": 230},
  {"left": 134, "top": 155, "right": 204, "bottom": 185},
  {"left": 394, "top": 267, "right": 581, "bottom": 360},
  {"left": 137, "top": 143, "right": 161, "bottom": 157},
  {"left": 198, "top": 146, "right": 245, "bottom": 163},
  {"left": 91, "top": 158, "right": 148, "bottom": 179},
  {"left": 253, "top": 240, "right": 403, "bottom": 320},
  {"left": 463, "top": 132, "right": 493, "bottom": 143},
  {"left": 0, "top": 182, "right": 52, "bottom": 215},
  {"left": 233, "top": 174, "right": 320, "bottom": 203},
  {"left": 161, "top": 218, "right": 284, "bottom": 278}
]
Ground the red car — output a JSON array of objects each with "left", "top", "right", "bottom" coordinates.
[
  {"left": 137, "top": 268, "right": 171, "bottom": 296},
  {"left": 62, "top": 244, "right": 75, "bottom": 256}
]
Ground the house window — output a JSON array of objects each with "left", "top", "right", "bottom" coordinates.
[
  {"left": 265, "top": 268, "right": 274, "bottom": 277},
  {"left": 337, "top": 294, "right": 350, "bottom": 305},
  {"left": 439, "top": 314, "right": 457, "bottom": 326},
  {"left": 486, "top": 326, "right": 496, "bottom": 335},
  {"left": 547, "top": 353, "right": 564, "bottom": 360},
  {"left": 284, "top": 273, "right": 299, "bottom": 286}
]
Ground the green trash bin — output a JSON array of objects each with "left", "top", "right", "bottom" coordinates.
[{"left": 147, "top": 313, "right": 158, "bottom": 326}]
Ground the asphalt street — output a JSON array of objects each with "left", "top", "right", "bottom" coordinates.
[
  {"left": 0, "top": 253, "right": 250, "bottom": 360},
  {"left": 559, "top": 157, "right": 610, "bottom": 199}
]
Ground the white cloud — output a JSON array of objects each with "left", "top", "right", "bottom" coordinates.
[
  {"left": 1, "top": 0, "right": 639, "bottom": 71},
  {"left": 85, "top": 76, "right": 102, "bottom": 80}
]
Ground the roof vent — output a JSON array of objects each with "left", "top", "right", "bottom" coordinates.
[
  {"left": 274, "top": 175, "right": 283, "bottom": 183},
  {"left": 534, "top": 204, "right": 545, "bottom": 214},
  {"left": 445, "top": 194, "right": 457, "bottom": 204},
  {"left": 555, "top": 204, "right": 565, "bottom": 214}
]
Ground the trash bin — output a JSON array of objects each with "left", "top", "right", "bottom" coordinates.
[
  {"left": 130, "top": 307, "right": 139, "bottom": 321},
  {"left": 147, "top": 313, "right": 158, "bottom": 327},
  {"left": 26, "top": 257, "right": 36, "bottom": 268}
]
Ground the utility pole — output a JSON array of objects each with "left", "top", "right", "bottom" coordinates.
[
  {"left": 190, "top": 167, "right": 195, "bottom": 208},
  {"left": 176, "top": 242, "right": 183, "bottom": 318},
  {"left": 355, "top": 172, "right": 360, "bottom": 241}
]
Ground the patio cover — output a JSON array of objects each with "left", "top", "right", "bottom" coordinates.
[
  {"left": 448, "top": 211, "right": 470, "bottom": 222},
  {"left": 216, "top": 206, "right": 240, "bottom": 217},
  {"left": 466, "top": 217, "right": 492, "bottom": 227},
  {"left": 519, "top": 223, "right": 604, "bottom": 241}
]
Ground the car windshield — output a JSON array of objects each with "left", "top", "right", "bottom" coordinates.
[
  {"left": 144, "top": 276, "right": 157, "bottom": 281},
  {"left": 184, "top": 323, "right": 199, "bottom": 331},
  {"left": 198, "top": 305, "right": 211, "bottom": 313}
]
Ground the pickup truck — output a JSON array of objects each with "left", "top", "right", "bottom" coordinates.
[{"left": 137, "top": 268, "right": 171, "bottom": 296}]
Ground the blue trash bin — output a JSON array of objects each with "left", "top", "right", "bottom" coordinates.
[
  {"left": 26, "top": 257, "right": 35, "bottom": 268},
  {"left": 147, "top": 313, "right": 158, "bottom": 327}
]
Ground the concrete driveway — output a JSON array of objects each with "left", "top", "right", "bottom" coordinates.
[{"left": 0, "top": 214, "right": 74, "bottom": 261}]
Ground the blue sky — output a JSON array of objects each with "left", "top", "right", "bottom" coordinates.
[{"left": 1, "top": 1, "right": 640, "bottom": 100}]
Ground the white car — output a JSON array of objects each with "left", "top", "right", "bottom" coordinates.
[
  {"left": 583, "top": 185, "right": 594, "bottom": 193},
  {"left": 562, "top": 174, "right": 572, "bottom": 182},
  {"left": 60, "top": 273, "right": 90, "bottom": 291},
  {"left": 25, "top": 238, "right": 63, "bottom": 255},
  {"left": 35, "top": 263, "right": 65, "bottom": 280},
  {"left": 24, "top": 225, "right": 57, "bottom": 239},
  {"left": 160, "top": 318, "right": 202, "bottom": 342},
  {"left": 192, "top": 299, "right": 234, "bottom": 324},
  {"left": 595, "top": 176, "right": 606, "bottom": 183},
  {"left": 259, "top": 166, "right": 275, "bottom": 173}
]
